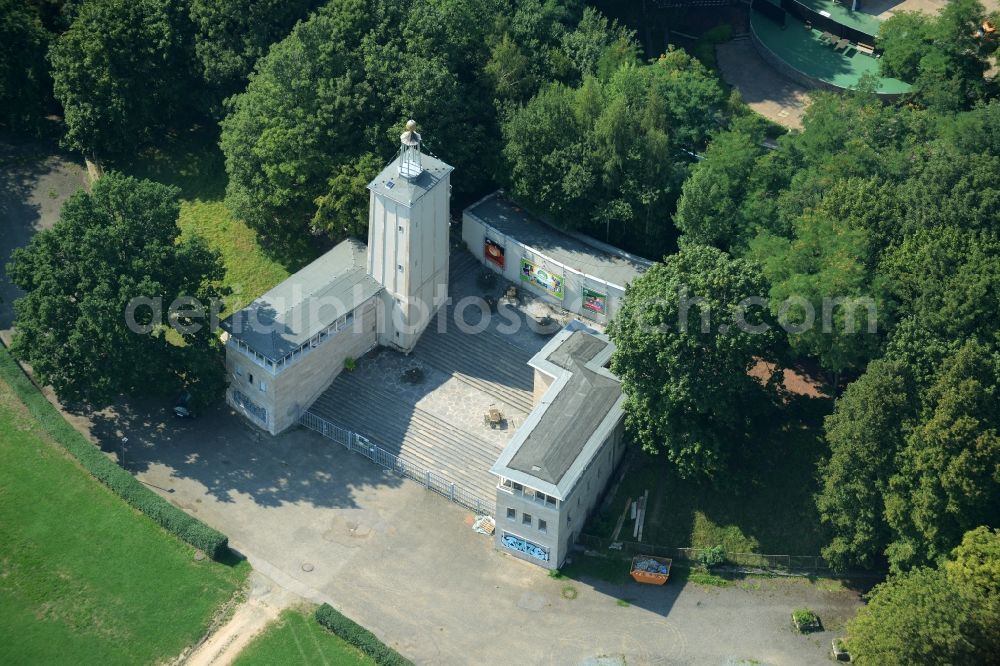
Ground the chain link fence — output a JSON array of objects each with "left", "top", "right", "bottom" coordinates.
[
  {"left": 300, "top": 411, "right": 496, "bottom": 517},
  {"left": 576, "top": 533, "right": 836, "bottom": 575}
]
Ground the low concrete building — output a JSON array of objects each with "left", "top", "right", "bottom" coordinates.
[
  {"left": 462, "top": 192, "right": 652, "bottom": 324},
  {"left": 221, "top": 240, "right": 382, "bottom": 434},
  {"left": 490, "top": 323, "right": 627, "bottom": 569}
]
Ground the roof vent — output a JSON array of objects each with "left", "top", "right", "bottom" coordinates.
[{"left": 398, "top": 119, "right": 422, "bottom": 180}]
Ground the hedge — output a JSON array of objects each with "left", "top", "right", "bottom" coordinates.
[
  {"left": 0, "top": 341, "right": 230, "bottom": 560},
  {"left": 314, "top": 604, "right": 413, "bottom": 666}
]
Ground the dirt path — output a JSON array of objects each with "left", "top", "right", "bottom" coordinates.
[{"left": 180, "top": 570, "right": 299, "bottom": 666}]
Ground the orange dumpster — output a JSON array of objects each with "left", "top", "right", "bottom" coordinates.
[{"left": 630, "top": 555, "right": 672, "bottom": 585}]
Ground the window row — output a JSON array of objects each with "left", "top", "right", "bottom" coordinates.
[
  {"left": 499, "top": 477, "right": 558, "bottom": 507},
  {"left": 232, "top": 311, "right": 354, "bottom": 375},
  {"left": 505, "top": 507, "right": 548, "bottom": 534}
]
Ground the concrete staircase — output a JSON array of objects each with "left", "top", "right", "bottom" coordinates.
[
  {"left": 309, "top": 374, "right": 502, "bottom": 501},
  {"left": 411, "top": 251, "right": 536, "bottom": 415}
]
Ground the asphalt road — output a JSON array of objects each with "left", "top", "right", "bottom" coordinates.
[{"left": 0, "top": 135, "right": 87, "bottom": 341}]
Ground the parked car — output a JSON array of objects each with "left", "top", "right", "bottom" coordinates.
[{"left": 173, "top": 391, "right": 194, "bottom": 418}]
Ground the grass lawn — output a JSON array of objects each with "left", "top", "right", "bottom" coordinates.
[
  {"left": 177, "top": 199, "right": 290, "bottom": 313},
  {"left": 234, "top": 609, "right": 374, "bottom": 666},
  {"left": 586, "top": 398, "right": 831, "bottom": 556},
  {"left": 120, "top": 130, "right": 292, "bottom": 314},
  {"left": 0, "top": 376, "right": 249, "bottom": 665}
]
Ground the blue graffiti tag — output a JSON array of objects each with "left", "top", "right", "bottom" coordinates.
[{"left": 501, "top": 533, "right": 549, "bottom": 561}]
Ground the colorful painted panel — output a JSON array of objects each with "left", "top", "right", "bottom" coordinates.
[
  {"left": 583, "top": 287, "right": 607, "bottom": 314},
  {"left": 484, "top": 237, "right": 505, "bottom": 269},
  {"left": 519, "top": 258, "right": 564, "bottom": 300},
  {"left": 501, "top": 532, "right": 550, "bottom": 562}
]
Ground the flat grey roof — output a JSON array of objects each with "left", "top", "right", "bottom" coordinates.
[
  {"left": 368, "top": 151, "right": 453, "bottom": 207},
  {"left": 221, "top": 239, "right": 382, "bottom": 361},
  {"left": 466, "top": 193, "right": 652, "bottom": 288},
  {"left": 491, "top": 323, "right": 624, "bottom": 499}
]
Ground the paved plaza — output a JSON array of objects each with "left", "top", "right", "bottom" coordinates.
[
  {"left": 308, "top": 248, "right": 574, "bottom": 504},
  {"left": 71, "top": 398, "right": 863, "bottom": 665}
]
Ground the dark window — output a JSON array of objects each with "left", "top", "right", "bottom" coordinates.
[
  {"left": 538, "top": 519, "right": 547, "bottom": 533},
  {"left": 506, "top": 507, "right": 516, "bottom": 520},
  {"left": 522, "top": 513, "right": 532, "bottom": 526}
]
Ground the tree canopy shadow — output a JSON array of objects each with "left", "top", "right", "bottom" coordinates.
[{"left": 85, "top": 396, "right": 404, "bottom": 511}]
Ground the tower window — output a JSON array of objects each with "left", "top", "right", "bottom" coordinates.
[{"left": 397, "top": 265, "right": 403, "bottom": 272}]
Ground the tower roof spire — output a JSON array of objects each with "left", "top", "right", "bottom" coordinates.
[{"left": 398, "top": 119, "right": 422, "bottom": 180}]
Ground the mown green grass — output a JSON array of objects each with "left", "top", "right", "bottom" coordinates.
[
  {"left": 177, "top": 199, "right": 290, "bottom": 313},
  {"left": 587, "top": 400, "right": 831, "bottom": 556},
  {"left": 120, "top": 130, "right": 292, "bottom": 314},
  {"left": 234, "top": 609, "right": 374, "bottom": 666},
  {"left": 0, "top": 377, "right": 249, "bottom": 665}
]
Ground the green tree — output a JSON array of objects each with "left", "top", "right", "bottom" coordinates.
[
  {"left": 884, "top": 340, "right": 1000, "bottom": 569},
  {"left": 49, "top": 0, "right": 201, "bottom": 158},
  {"left": 6, "top": 173, "right": 225, "bottom": 407},
  {"left": 560, "top": 6, "right": 637, "bottom": 80},
  {"left": 188, "top": 0, "right": 324, "bottom": 99},
  {"left": 312, "top": 152, "right": 382, "bottom": 242},
  {"left": 847, "top": 527, "right": 1000, "bottom": 665},
  {"left": 220, "top": 0, "right": 500, "bottom": 258},
  {"left": 752, "top": 212, "right": 882, "bottom": 377},
  {"left": 879, "top": 0, "right": 995, "bottom": 111},
  {"left": 219, "top": 0, "right": 374, "bottom": 256},
  {"left": 674, "top": 129, "right": 764, "bottom": 251},
  {"left": 608, "top": 245, "right": 781, "bottom": 479},
  {"left": 0, "top": 0, "right": 54, "bottom": 131},
  {"left": 817, "top": 355, "right": 918, "bottom": 570},
  {"left": 502, "top": 50, "right": 725, "bottom": 255},
  {"left": 879, "top": 227, "right": 1000, "bottom": 346}
]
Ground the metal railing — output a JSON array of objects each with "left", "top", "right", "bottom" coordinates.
[
  {"left": 576, "top": 533, "right": 837, "bottom": 575},
  {"left": 300, "top": 411, "right": 497, "bottom": 517}
]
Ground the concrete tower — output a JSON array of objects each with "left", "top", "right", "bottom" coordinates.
[{"left": 367, "top": 120, "right": 454, "bottom": 352}]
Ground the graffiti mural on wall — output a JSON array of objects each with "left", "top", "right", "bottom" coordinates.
[
  {"left": 501, "top": 532, "right": 550, "bottom": 562},
  {"left": 520, "top": 258, "right": 564, "bottom": 300},
  {"left": 484, "top": 237, "right": 505, "bottom": 269}
]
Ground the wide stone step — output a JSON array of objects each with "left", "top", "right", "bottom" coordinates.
[
  {"left": 309, "top": 381, "right": 500, "bottom": 499},
  {"left": 314, "top": 375, "right": 504, "bottom": 465},
  {"left": 413, "top": 314, "right": 536, "bottom": 414}
]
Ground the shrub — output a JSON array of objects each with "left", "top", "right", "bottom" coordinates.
[
  {"left": 315, "top": 604, "right": 412, "bottom": 666},
  {"left": 344, "top": 356, "right": 356, "bottom": 371},
  {"left": 698, "top": 545, "right": 727, "bottom": 568},
  {"left": 792, "top": 608, "right": 821, "bottom": 632},
  {"left": 0, "top": 343, "right": 230, "bottom": 560}
]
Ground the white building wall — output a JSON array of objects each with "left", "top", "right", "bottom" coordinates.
[
  {"left": 225, "top": 299, "right": 378, "bottom": 435},
  {"left": 462, "top": 209, "right": 627, "bottom": 324},
  {"left": 493, "top": 418, "right": 628, "bottom": 569},
  {"left": 370, "top": 171, "right": 450, "bottom": 352}
]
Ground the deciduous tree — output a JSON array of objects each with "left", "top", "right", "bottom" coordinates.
[
  {"left": 608, "top": 245, "right": 781, "bottom": 479},
  {"left": 7, "top": 173, "right": 225, "bottom": 407},
  {"left": 0, "top": 0, "right": 54, "bottom": 131},
  {"left": 49, "top": 0, "right": 201, "bottom": 158},
  {"left": 847, "top": 527, "right": 1000, "bottom": 664}
]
